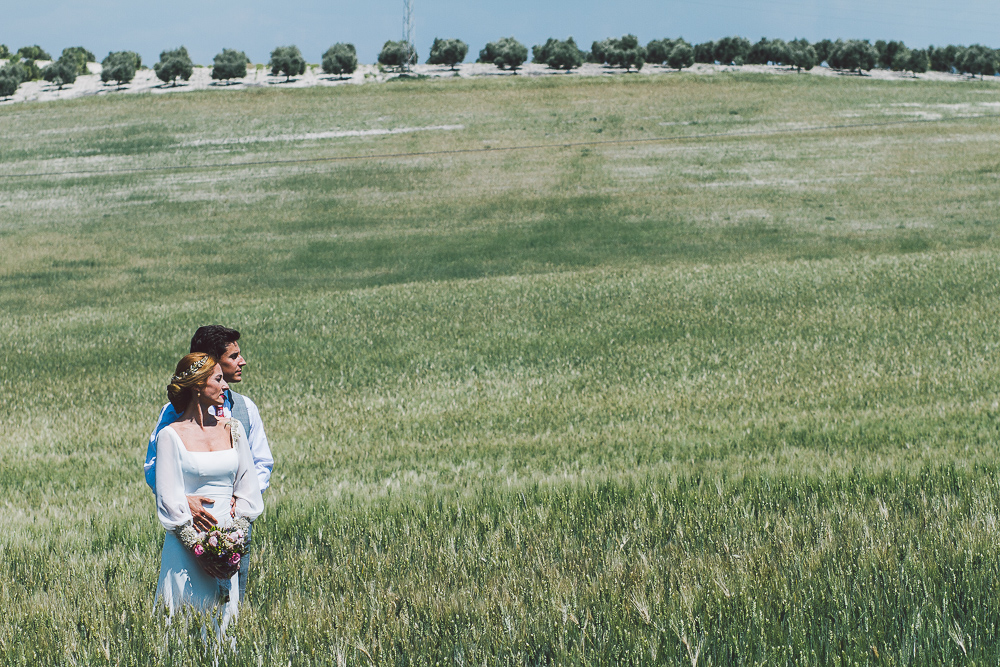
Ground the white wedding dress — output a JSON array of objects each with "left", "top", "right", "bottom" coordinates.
[{"left": 153, "top": 422, "right": 264, "bottom": 632}]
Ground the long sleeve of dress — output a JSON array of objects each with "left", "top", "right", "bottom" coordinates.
[
  {"left": 232, "top": 421, "right": 265, "bottom": 522},
  {"left": 154, "top": 428, "right": 193, "bottom": 531}
]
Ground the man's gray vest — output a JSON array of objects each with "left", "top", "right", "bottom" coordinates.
[{"left": 230, "top": 390, "right": 252, "bottom": 439}]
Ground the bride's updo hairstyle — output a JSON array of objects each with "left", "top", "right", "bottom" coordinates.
[{"left": 167, "top": 352, "right": 218, "bottom": 412}]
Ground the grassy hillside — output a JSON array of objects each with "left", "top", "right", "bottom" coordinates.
[{"left": 3, "top": 73, "right": 1000, "bottom": 664}]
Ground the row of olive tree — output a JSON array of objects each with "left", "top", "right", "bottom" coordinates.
[
  {"left": 690, "top": 36, "right": 1000, "bottom": 77},
  {"left": 378, "top": 36, "right": 998, "bottom": 78},
  {"left": 377, "top": 35, "right": 691, "bottom": 73},
  {"left": 267, "top": 44, "right": 360, "bottom": 80},
  {"left": 533, "top": 38, "right": 585, "bottom": 70},
  {"left": 377, "top": 37, "right": 524, "bottom": 73},
  {"left": 585, "top": 35, "right": 809, "bottom": 72},
  {"left": 693, "top": 37, "right": 876, "bottom": 74},
  {"left": 0, "top": 45, "right": 95, "bottom": 97},
  {"left": 377, "top": 35, "right": 674, "bottom": 74},
  {"left": 4, "top": 36, "right": 999, "bottom": 99},
  {"left": 0, "top": 43, "right": 359, "bottom": 96},
  {"left": 374, "top": 38, "right": 475, "bottom": 72},
  {"left": 530, "top": 34, "right": 1000, "bottom": 77}
]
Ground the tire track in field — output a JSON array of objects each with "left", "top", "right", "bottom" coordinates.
[{"left": 2, "top": 113, "right": 998, "bottom": 180}]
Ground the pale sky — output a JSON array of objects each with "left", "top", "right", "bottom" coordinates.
[{"left": 5, "top": 0, "right": 998, "bottom": 66}]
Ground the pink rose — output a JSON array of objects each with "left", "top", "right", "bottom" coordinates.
[
  {"left": 228, "top": 553, "right": 241, "bottom": 566},
  {"left": 208, "top": 535, "right": 218, "bottom": 547},
  {"left": 193, "top": 544, "right": 205, "bottom": 556}
]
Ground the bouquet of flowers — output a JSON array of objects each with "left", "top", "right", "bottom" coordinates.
[{"left": 176, "top": 517, "right": 251, "bottom": 580}]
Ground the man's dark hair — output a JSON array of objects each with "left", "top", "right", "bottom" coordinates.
[{"left": 190, "top": 325, "right": 241, "bottom": 360}]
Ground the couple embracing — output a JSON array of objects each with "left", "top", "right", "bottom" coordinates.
[{"left": 144, "top": 325, "right": 274, "bottom": 631}]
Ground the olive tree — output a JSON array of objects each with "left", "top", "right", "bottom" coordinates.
[
  {"left": 378, "top": 40, "right": 418, "bottom": 71},
  {"left": 105, "top": 50, "right": 141, "bottom": 70},
  {"left": 888, "top": 47, "right": 928, "bottom": 75},
  {"left": 427, "top": 38, "right": 467, "bottom": 70},
  {"left": 43, "top": 57, "right": 78, "bottom": 89},
  {"left": 0, "top": 45, "right": 9, "bottom": 59},
  {"left": 478, "top": 37, "right": 528, "bottom": 73},
  {"left": 269, "top": 45, "right": 306, "bottom": 81},
  {"left": 0, "top": 75, "right": 17, "bottom": 98},
  {"left": 713, "top": 36, "right": 751, "bottom": 65},
  {"left": 928, "top": 44, "right": 961, "bottom": 72},
  {"left": 667, "top": 42, "right": 694, "bottom": 71},
  {"left": 211, "top": 48, "right": 249, "bottom": 83},
  {"left": 875, "top": 40, "right": 907, "bottom": 69},
  {"left": 788, "top": 39, "right": 817, "bottom": 72},
  {"left": 623, "top": 34, "right": 646, "bottom": 71},
  {"left": 154, "top": 46, "right": 193, "bottom": 86},
  {"left": 0, "top": 61, "right": 23, "bottom": 98},
  {"left": 959, "top": 44, "right": 998, "bottom": 78},
  {"left": 101, "top": 51, "right": 140, "bottom": 87},
  {"left": 693, "top": 41, "right": 716, "bottom": 64},
  {"left": 14, "top": 46, "right": 48, "bottom": 81},
  {"left": 905, "top": 49, "right": 930, "bottom": 74},
  {"left": 770, "top": 39, "right": 791, "bottom": 65},
  {"left": 592, "top": 35, "right": 645, "bottom": 71},
  {"left": 813, "top": 39, "right": 834, "bottom": 65},
  {"left": 747, "top": 38, "right": 790, "bottom": 66},
  {"left": 21, "top": 60, "right": 42, "bottom": 81},
  {"left": 17, "top": 45, "right": 51, "bottom": 61},
  {"left": 828, "top": 39, "right": 878, "bottom": 74},
  {"left": 321, "top": 43, "right": 357, "bottom": 77},
  {"left": 645, "top": 38, "right": 677, "bottom": 65},
  {"left": 60, "top": 47, "right": 96, "bottom": 75},
  {"left": 533, "top": 37, "right": 584, "bottom": 70}
]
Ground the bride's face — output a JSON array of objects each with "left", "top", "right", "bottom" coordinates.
[{"left": 199, "top": 363, "right": 229, "bottom": 407}]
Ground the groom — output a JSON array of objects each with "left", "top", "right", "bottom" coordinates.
[{"left": 145, "top": 324, "right": 274, "bottom": 600}]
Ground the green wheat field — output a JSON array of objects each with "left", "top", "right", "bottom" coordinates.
[{"left": 4, "top": 72, "right": 1000, "bottom": 665}]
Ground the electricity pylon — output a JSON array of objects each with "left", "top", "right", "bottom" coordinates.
[{"left": 403, "top": 0, "right": 415, "bottom": 71}]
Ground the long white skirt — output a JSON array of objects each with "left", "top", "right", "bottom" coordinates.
[{"left": 155, "top": 508, "right": 239, "bottom": 633}]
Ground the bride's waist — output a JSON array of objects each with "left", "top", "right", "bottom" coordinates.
[
  {"left": 188, "top": 489, "right": 233, "bottom": 518},
  {"left": 186, "top": 481, "right": 233, "bottom": 499}
]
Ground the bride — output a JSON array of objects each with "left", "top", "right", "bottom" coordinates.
[{"left": 153, "top": 352, "right": 264, "bottom": 630}]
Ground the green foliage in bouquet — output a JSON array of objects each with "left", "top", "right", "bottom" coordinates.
[{"left": 176, "top": 517, "right": 251, "bottom": 580}]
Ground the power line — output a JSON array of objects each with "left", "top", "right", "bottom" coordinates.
[{"left": 0, "top": 114, "right": 995, "bottom": 180}]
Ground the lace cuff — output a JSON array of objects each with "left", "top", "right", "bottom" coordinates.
[{"left": 174, "top": 522, "right": 199, "bottom": 550}]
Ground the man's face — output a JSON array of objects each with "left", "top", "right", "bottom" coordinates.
[{"left": 218, "top": 342, "right": 246, "bottom": 384}]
